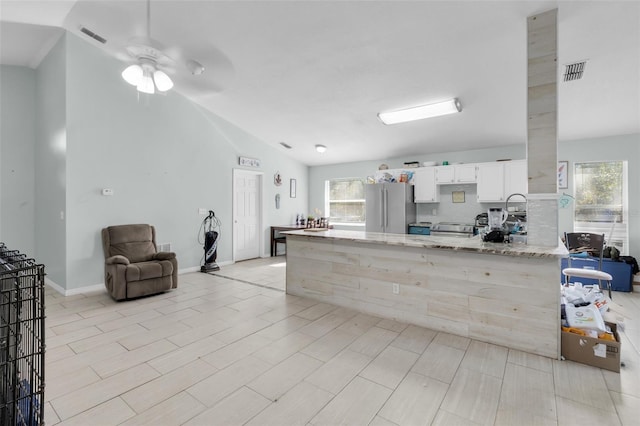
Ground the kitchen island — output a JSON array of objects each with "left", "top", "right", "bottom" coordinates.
[{"left": 284, "top": 229, "right": 568, "bottom": 359}]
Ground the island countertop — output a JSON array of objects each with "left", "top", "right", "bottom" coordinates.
[{"left": 284, "top": 229, "right": 568, "bottom": 258}]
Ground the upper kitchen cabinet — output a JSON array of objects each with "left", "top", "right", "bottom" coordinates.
[
  {"left": 413, "top": 167, "right": 439, "bottom": 203},
  {"left": 477, "top": 162, "right": 505, "bottom": 202},
  {"left": 477, "top": 160, "right": 528, "bottom": 202},
  {"left": 435, "top": 166, "right": 454, "bottom": 184},
  {"left": 413, "top": 160, "right": 526, "bottom": 204},
  {"left": 435, "top": 164, "right": 477, "bottom": 184},
  {"left": 504, "top": 160, "right": 528, "bottom": 196}
]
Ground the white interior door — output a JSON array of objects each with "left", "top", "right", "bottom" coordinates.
[{"left": 233, "top": 169, "right": 262, "bottom": 261}]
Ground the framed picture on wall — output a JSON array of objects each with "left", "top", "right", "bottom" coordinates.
[
  {"left": 558, "top": 161, "right": 568, "bottom": 189},
  {"left": 290, "top": 179, "right": 297, "bottom": 198},
  {"left": 452, "top": 191, "right": 465, "bottom": 203}
]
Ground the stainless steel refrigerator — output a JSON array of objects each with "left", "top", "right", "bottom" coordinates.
[{"left": 365, "top": 183, "right": 416, "bottom": 234}]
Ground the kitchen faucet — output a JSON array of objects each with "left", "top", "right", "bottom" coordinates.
[
  {"left": 505, "top": 193, "right": 527, "bottom": 212},
  {"left": 505, "top": 193, "right": 528, "bottom": 231}
]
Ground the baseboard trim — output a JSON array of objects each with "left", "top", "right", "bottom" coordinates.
[
  {"left": 46, "top": 277, "right": 105, "bottom": 297},
  {"left": 45, "top": 277, "right": 65, "bottom": 295},
  {"left": 179, "top": 260, "right": 233, "bottom": 274},
  {"left": 66, "top": 284, "right": 105, "bottom": 296},
  {"left": 46, "top": 262, "right": 237, "bottom": 297}
]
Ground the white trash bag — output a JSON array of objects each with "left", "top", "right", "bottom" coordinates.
[{"left": 565, "top": 304, "right": 607, "bottom": 332}]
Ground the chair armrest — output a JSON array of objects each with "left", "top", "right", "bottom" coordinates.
[
  {"left": 153, "top": 252, "right": 176, "bottom": 261},
  {"left": 106, "top": 255, "right": 130, "bottom": 265}
]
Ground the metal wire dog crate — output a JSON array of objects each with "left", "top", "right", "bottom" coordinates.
[{"left": 0, "top": 243, "right": 45, "bottom": 426}]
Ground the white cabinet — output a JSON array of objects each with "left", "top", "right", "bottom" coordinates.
[
  {"left": 477, "top": 160, "right": 528, "bottom": 202},
  {"left": 435, "top": 164, "right": 477, "bottom": 184},
  {"left": 405, "top": 160, "right": 526, "bottom": 204},
  {"left": 455, "top": 164, "right": 477, "bottom": 183},
  {"left": 413, "top": 167, "right": 439, "bottom": 203},
  {"left": 504, "top": 160, "right": 528, "bottom": 196},
  {"left": 477, "top": 162, "right": 505, "bottom": 202},
  {"left": 435, "top": 166, "right": 455, "bottom": 184}
]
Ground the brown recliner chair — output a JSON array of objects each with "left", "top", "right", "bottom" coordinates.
[{"left": 101, "top": 224, "right": 178, "bottom": 301}]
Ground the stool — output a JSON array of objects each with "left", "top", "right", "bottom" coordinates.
[{"left": 563, "top": 268, "right": 613, "bottom": 299}]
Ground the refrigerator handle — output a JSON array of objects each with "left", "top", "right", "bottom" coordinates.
[
  {"left": 384, "top": 187, "right": 388, "bottom": 229},
  {"left": 380, "top": 188, "right": 384, "bottom": 229}
]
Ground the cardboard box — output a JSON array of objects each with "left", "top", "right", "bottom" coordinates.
[{"left": 561, "top": 321, "right": 620, "bottom": 372}]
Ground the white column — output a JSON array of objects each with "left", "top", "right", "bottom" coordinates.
[{"left": 527, "top": 9, "right": 559, "bottom": 246}]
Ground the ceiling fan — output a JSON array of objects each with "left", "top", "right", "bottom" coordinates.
[
  {"left": 119, "top": 0, "right": 207, "bottom": 95},
  {"left": 69, "top": 0, "right": 235, "bottom": 96}
]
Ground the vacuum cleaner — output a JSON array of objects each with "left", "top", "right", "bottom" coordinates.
[{"left": 200, "top": 210, "right": 221, "bottom": 272}]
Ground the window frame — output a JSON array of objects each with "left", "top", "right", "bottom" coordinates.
[
  {"left": 572, "top": 160, "right": 629, "bottom": 255},
  {"left": 324, "top": 178, "right": 367, "bottom": 226}
]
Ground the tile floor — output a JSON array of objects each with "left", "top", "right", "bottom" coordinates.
[{"left": 44, "top": 257, "right": 640, "bottom": 425}]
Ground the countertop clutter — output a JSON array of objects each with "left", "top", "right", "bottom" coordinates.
[{"left": 285, "top": 229, "right": 568, "bottom": 258}]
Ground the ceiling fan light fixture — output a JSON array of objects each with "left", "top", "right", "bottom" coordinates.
[
  {"left": 378, "top": 98, "right": 462, "bottom": 125},
  {"left": 122, "top": 64, "right": 143, "bottom": 86},
  {"left": 137, "top": 70, "right": 155, "bottom": 94},
  {"left": 153, "top": 69, "right": 173, "bottom": 91}
]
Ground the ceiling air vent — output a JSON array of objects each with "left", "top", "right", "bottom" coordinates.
[
  {"left": 279, "top": 142, "right": 292, "bottom": 149},
  {"left": 563, "top": 61, "right": 586, "bottom": 82},
  {"left": 80, "top": 27, "right": 107, "bottom": 44}
]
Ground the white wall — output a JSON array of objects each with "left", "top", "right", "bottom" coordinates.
[
  {"left": 35, "top": 36, "right": 67, "bottom": 285},
  {"left": 0, "top": 66, "right": 36, "bottom": 255},
  {"left": 60, "top": 33, "right": 309, "bottom": 290}
]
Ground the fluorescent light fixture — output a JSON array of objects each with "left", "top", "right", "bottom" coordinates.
[
  {"left": 378, "top": 98, "right": 462, "bottom": 125},
  {"left": 315, "top": 144, "right": 327, "bottom": 153}
]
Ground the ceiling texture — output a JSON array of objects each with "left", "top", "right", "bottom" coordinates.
[{"left": 1, "top": 0, "right": 638, "bottom": 166}]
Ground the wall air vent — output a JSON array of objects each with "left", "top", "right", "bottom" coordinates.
[
  {"left": 80, "top": 27, "right": 107, "bottom": 44},
  {"left": 563, "top": 61, "right": 586, "bottom": 82},
  {"left": 279, "top": 142, "right": 292, "bottom": 149}
]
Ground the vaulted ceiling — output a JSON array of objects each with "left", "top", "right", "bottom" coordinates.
[{"left": 1, "top": 1, "right": 638, "bottom": 165}]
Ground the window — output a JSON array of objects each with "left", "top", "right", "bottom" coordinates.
[
  {"left": 324, "top": 178, "right": 366, "bottom": 224},
  {"left": 573, "top": 161, "right": 628, "bottom": 254}
]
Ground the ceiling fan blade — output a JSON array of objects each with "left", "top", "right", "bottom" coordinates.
[{"left": 113, "top": 49, "right": 133, "bottom": 63}]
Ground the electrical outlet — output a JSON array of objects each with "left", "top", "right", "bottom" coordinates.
[
  {"left": 392, "top": 283, "right": 400, "bottom": 295},
  {"left": 198, "top": 208, "right": 208, "bottom": 215},
  {"left": 432, "top": 208, "right": 437, "bottom": 215}
]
